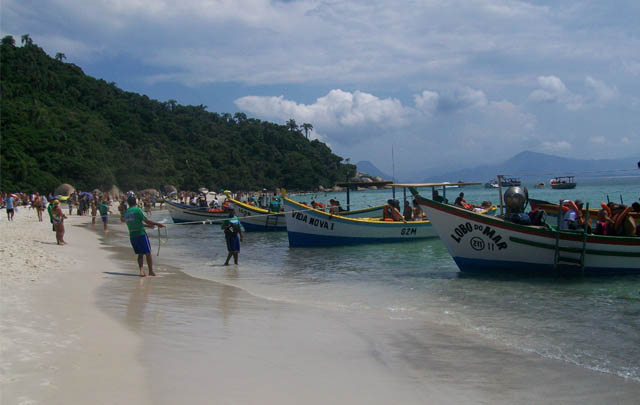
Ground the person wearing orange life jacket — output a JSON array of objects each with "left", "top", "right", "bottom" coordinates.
[
  {"left": 382, "top": 199, "right": 394, "bottom": 221},
  {"left": 391, "top": 200, "right": 405, "bottom": 221},
  {"left": 454, "top": 192, "right": 473, "bottom": 210},
  {"left": 561, "top": 199, "right": 584, "bottom": 230}
]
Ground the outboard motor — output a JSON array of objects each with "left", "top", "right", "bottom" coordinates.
[{"left": 504, "top": 186, "right": 531, "bottom": 224}]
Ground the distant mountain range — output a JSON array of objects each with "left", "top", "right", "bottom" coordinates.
[
  {"left": 421, "top": 151, "right": 638, "bottom": 183},
  {"left": 356, "top": 160, "right": 392, "bottom": 180},
  {"left": 359, "top": 152, "right": 639, "bottom": 184}
]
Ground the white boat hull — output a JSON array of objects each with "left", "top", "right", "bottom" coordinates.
[
  {"left": 283, "top": 198, "right": 437, "bottom": 247},
  {"left": 415, "top": 197, "right": 640, "bottom": 275}
]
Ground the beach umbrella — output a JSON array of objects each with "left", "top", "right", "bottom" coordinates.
[
  {"left": 79, "top": 191, "right": 93, "bottom": 199},
  {"left": 164, "top": 185, "right": 177, "bottom": 194},
  {"left": 54, "top": 183, "right": 75, "bottom": 196}
]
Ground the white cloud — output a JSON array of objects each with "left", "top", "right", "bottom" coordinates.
[
  {"left": 414, "top": 91, "right": 439, "bottom": 114},
  {"left": 235, "top": 89, "right": 411, "bottom": 144},
  {"left": 528, "top": 75, "right": 584, "bottom": 110},
  {"left": 437, "top": 88, "right": 488, "bottom": 113},
  {"left": 529, "top": 76, "right": 567, "bottom": 102},
  {"left": 589, "top": 136, "right": 606, "bottom": 144},
  {"left": 585, "top": 76, "right": 618, "bottom": 104}
]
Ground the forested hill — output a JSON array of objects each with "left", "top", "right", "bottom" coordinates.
[{"left": 0, "top": 36, "right": 355, "bottom": 193}]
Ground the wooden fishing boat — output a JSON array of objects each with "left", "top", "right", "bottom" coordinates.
[
  {"left": 226, "top": 198, "right": 287, "bottom": 231},
  {"left": 165, "top": 200, "right": 229, "bottom": 223},
  {"left": 529, "top": 198, "right": 640, "bottom": 221},
  {"left": 413, "top": 193, "right": 640, "bottom": 275},
  {"left": 282, "top": 182, "right": 486, "bottom": 247},
  {"left": 550, "top": 176, "right": 577, "bottom": 189},
  {"left": 283, "top": 196, "right": 437, "bottom": 247}
]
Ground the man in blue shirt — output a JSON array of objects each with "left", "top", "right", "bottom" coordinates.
[
  {"left": 221, "top": 208, "right": 243, "bottom": 265},
  {"left": 4, "top": 194, "right": 16, "bottom": 221}
]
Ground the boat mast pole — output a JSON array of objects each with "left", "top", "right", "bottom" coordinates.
[
  {"left": 392, "top": 145, "right": 396, "bottom": 200},
  {"left": 497, "top": 174, "right": 504, "bottom": 216}
]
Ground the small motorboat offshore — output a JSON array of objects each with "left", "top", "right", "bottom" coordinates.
[
  {"left": 550, "top": 176, "right": 577, "bottom": 189},
  {"left": 412, "top": 188, "right": 640, "bottom": 275}
]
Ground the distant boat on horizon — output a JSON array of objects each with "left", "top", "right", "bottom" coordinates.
[{"left": 550, "top": 176, "right": 577, "bottom": 189}]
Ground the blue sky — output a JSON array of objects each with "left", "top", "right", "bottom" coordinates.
[{"left": 3, "top": 0, "right": 639, "bottom": 178}]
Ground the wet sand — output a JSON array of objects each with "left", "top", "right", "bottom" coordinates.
[{"left": 2, "top": 212, "right": 639, "bottom": 404}]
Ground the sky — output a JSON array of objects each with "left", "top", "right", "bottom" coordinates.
[{"left": 3, "top": 0, "right": 640, "bottom": 178}]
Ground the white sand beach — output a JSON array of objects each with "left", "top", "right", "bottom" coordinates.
[
  {"left": 0, "top": 212, "right": 149, "bottom": 404},
  {"left": 2, "top": 209, "right": 639, "bottom": 404}
]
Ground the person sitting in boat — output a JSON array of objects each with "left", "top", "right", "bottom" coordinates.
[
  {"left": 329, "top": 199, "right": 342, "bottom": 214},
  {"left": 269, "top": 196, "right": 282, "bottom": 212},
  {"left": 608, "top": 203, "right": 638, "bottom": 236},
  {"left": 403, "top": 200, "right": 413, "bottom": 221},
  {"left": 382, "top": 200, "right": 393, "bottom": 220},
  {"left": 198, "top": 195, "right": 208, "bottom": 208},
  {"left": 560, "top": 199, "right": 584, "bottom": 231},
  {"left": 454, "top": 192, "right": 473, "bottom": 210},
  {"left": 311, "top": 200, "right": 325, "bottom": 210},
  {"left": 412, "top": 199, "right": 425, "bottom": 220},
  {"left": 633, "top": 202, "right": 640, "bottom": 236},
  {"left": 391, "top": 200, "right": 404, "bottom": 222},
  {"left": 432, "top": 190, "right": 445, "bottom": 203},
  {"left": 594, "top": 208, "right": 615, "bottom": 235}
]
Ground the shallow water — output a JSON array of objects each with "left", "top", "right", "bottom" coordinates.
[{"left": 140, "top": 176, "right": 640, "bottom": 381}]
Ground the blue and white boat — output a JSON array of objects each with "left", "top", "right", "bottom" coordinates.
[
  {"left": 283, "top": 195, "right": 438, "bottom": 247},
  {"left": 414, "top": 193, "right": 640, "bottom": 275},
  {"left": 165, "top": 200, "right": 229, "bottom": 224}
]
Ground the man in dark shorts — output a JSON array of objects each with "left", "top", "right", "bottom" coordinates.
[
  {"left": 4, "top": 194, "right": 16, "bottom": 221},
  {"left": 124, "top": 196, "right": 165, "bottom": 277},
  {"left": 221, "top": 208, "right": 243, "bottom": 265},
  {"left": 98, "top": 198, "right": 110, "bottom": 232}
]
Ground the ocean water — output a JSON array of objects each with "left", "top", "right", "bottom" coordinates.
[{"left": 146, "top": 176, "right": 640, "bottom": 381}]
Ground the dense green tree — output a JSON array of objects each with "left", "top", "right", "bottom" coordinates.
[{"left": 0, "top": 36, "right": 356, "bottom": 193}]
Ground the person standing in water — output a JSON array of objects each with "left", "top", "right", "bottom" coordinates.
[
  {"left": 221, "top": 208, "right": 243, "bottom": 265},
  {"left": 124, "top": 196, "right": 164, "bottom": 277},
  {"left": 98, "top": 197, "right": 110, "bottom": 232}
]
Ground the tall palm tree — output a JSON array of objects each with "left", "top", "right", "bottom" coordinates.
[
  {"left": 301, "top": 123, "right": 313, "bottom": 139},
  {"left": 21, "top": 34, "right": 33, "bottom": 46},
  {"left": 286, "top": 119, "right": 298, "bottom": 132}
]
